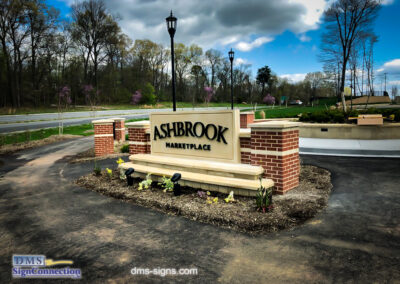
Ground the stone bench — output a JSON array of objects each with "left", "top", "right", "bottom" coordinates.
[
  {"left": 118, "top": 154, "right": 274, "bottom": 196},
  {"left": 357, "top": 114, "right": 383, "bottom": 125}
]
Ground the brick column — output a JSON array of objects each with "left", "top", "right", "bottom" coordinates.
[
  {"left": 93, "top": 119, "right": 114, "bottom": 157},
  {"left": 126, "top": 121, "right": 151, "bottom": 155},
  {"left": 112, "top": 118, "right": 126, "bottom": 142},
  {"left": 239, "top": 129, "right": 251, "bottom": 164},
  {"left": 240, "top": 112, "right": 254, "bottom": 129},
  {"left": 249, "top": 121, "right": 300, "bottom": 194}
]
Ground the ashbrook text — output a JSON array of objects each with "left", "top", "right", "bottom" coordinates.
[{"left": 153, "top": 121, "right": 229, "bottom": 144}]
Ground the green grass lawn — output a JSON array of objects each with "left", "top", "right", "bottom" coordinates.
[
  {"left": 252, "top": 98, "right": 337, "bottom": 119},
  {"left": 254, "top": 105, "right": 330, "bottom": 119},
  {"left": 0, "top": 102, "right": 252, "bottom": 115},
  {"left": 0, "top": 118, "right": 149, "bottom": 146},
  {"left": 0, "top": 124, "right": 94, "bottom": 146}
]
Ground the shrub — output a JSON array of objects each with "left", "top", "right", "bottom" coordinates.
[
  {"left": 141, "top": 83, "right": 156, "bottom": 105},
  {"left": 121, "top": 144, "right": 129, "bottom": 153},
  {"left": 329, "top": 110, "right": 345, "bottom": 123},
  {"left": 299, "top": 112, "right": 310, "bottom": 122},
  {"left": 115, "top": 87, "right": 131, "bottom": 104},
  {"left": 310, "top": 111, "right": 330, "bottom": 123},
  {"left": 295, "top": 108, "right": 400, "bottom": 123}
]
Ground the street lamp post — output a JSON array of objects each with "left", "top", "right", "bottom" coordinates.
[
  {"left": 166, "top": 11, "right": 177, "bottom": 111},
  {"left": 228, "top": 48, "right": 234, "bottom": 110}
]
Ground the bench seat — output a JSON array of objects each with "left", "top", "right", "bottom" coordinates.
[{"left": 119, "top": 154, "right": 274, "bottom": 196}]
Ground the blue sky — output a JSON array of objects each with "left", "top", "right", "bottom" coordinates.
[{"left": 49, "top": 0, "right": 400, "bottom": 87}]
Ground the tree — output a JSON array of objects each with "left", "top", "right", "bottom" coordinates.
[
  {"left": 26, "top": 0, "right": 58, "bottom": 98},
  {"left": 391, "top": 86, "right": 398, "bottom": 100},
  {"left": 205, "top": 49, "right": 222, "bottom": 89},
  {"left": 305, "top": 72, "right": 325, "bottom": 106},
  {"left": 321, "top": 0, "right": 381, "bottom": 111},
  {"left": 71, "top": 0, "right": 120, "bottom": 89},
  {"left": 191, "top": 64, "right": 206, "bottom": 106},
  {"left": 256, "top": 65, "right": 271, "bottom": 99},
  {"left": 141, "top": 82, "right": 156, "bottom": 105}
]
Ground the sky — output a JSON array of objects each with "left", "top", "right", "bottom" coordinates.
[{"left": 50, "top": 0, "right": 400, "bottom": 90}]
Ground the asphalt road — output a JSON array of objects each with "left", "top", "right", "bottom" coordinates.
[
  {"left": 0, "top": 114, "right": 149, "bottom": 134},
  {"left": 0, "top": 107, "right": 232, "bottom": 134},
  {"left": 0, "top": 137, "right": 399, "bottom": 283}
]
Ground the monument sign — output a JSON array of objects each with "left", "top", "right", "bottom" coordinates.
[{"left": 150, "top": 109, "right": 240, "bottom": 163}]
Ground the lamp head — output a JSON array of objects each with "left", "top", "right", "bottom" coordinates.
[
  {"left": 166, "top": 10, "right": 177, "bottom": 37},
  {"left": 228, "top": 48, "right": 234, "bottom": 63}
]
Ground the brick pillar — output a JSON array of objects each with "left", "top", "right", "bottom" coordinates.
[
  {"left": 249, "top": 121, "right": 300, "bottom": 194},
  {"left": 93, "top": 119, "right": 114, "bottom": 157},
  {"left": 240, "top": 112, "right": 254, "bottom": 129},
  {"left": 113, "top": 118, "right": 126, "bottom": 142},
  {"left": 239, "top": 129, "right": 251, "bottom": 164},
  {"left": 126, "top": 121, "right": 151, "bottom": 155}
]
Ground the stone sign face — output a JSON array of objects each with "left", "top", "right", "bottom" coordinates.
[{"left": 150, "top": 109, "right": 240, "bottom": 162}]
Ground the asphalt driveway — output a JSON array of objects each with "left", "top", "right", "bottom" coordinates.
[{"left": 0, "top": 137, "right": 399, "bottom": 283}]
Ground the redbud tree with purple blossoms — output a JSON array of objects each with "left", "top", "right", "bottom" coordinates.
[
  {"left": 83, "top": 84, "right": 100, "bottom": 111},
  {"left": 263, "top": 94, "right": 275, "bottom": 105},
  {"left": 131, "top": 90, "right": 142, "bottom": 105},
  {"left": 204, "top": 86, "right": 214, "bottom": 106},
  {"left": 57, "top": 86, "right": 71, "bottom": 135}
]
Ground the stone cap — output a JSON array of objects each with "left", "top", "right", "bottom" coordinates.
[
  {"left": 249, "top": 121, "right": 300, "bottom": 129},
  {"left": 111, "top": 117, "right": 126, "bottom": 121},
  {"left": 240, "top": 111, "right": 254, "bottom": 115},
  {"left": 92, "top": 119, "right": 114, "bottom": 124},
  {"left": 126, "top": 120, "right": 150, "bottom": 128},
  {"left": 239, "top": 128, "right": 251, "bottom": 137}
]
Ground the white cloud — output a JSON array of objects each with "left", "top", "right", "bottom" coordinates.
[
  {"left": 299, "top": 33, "right": 311, "bottom": 42},
  {"left": 377, "top": 59, "right": 400, "bottom": 73},
  {"left": 235, "top": 37, "right": 273, "bottom": 52},
  {"left": 289, "top": 0, "right": 326, "bottom": 29},
  {"left": 389, "top": 80, "right": 400, "bottom": 85},
  {"left": 279, "top": 73, "right": 307, "bottom": 83},
  {"left": 234, "top": 58, "right": 249, "bottom": 66},
  {"left": 61, "top": 0, "right": 328, "bottom": 50},
  {"left": 382, "top": 0, "right": 395, "bottom": 5}
]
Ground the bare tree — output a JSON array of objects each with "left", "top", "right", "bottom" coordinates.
[
  {"left": 321, "top": 0, "right": 381, "bottom": 111},
  {"left": 205, "top": 49, "right": 222, "bottom": 89},
  {"left": 305, "top": 72, "right": 325, "bottom": 106},
  {"left": 71, "top": 0, "right": 119, "bottom": 89}
]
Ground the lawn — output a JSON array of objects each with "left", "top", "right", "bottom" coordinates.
[
  {"left": 0, "top": 118, "right": 149, "bottom": 146},
  {"left": 252, "top": 98, "right": 337, "bottom": 119},
  {"left": 0, "top": 124, "right": 94, "bottom": 146},
  {"left": 0, "top": 102, "right": 251, "bottom": 115},
  {"left": 254, "top": 105, "right": 330, "bottom": 119}
]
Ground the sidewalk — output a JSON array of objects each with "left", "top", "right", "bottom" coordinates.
[{"left": 300, "top": 138, "right": 400, "bottom": 158}]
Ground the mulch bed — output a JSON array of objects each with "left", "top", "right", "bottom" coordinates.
[{"left": 75, "top": 165, "right": 332, "bottom": 234}]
